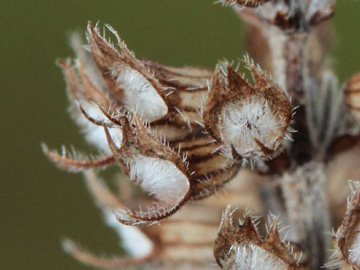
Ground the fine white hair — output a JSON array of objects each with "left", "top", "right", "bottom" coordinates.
[
  {"left": 114, "top": 65, "right": 168, "bottom": 122},
  {"left": 220, "top": 97, "right": 282, "bottom": 157}
]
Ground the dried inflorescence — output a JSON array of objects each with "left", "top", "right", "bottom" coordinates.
[
  {"left": 43, "top": 0, "right": 360, "bottom": 269},
  {"left": 203, "top": 58, "right": 293, "bottom": 160},
  {"left": 214, "top": 206, "right": 308, "bottom": 270}
]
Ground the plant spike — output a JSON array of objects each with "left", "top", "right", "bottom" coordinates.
[{"left": 42, "top": 1, "right": 360, "bottom": 270}]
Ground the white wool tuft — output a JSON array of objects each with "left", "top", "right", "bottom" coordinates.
[
  {"left": 129, "top": 155, "right": 189, "bottom": 205},
  {"left": 115, "top": 66, "right": 168, "bottom": 122},
  {"left": 75, "top": 101, "right": 123, "bottom": 154},
  {"left": 78, "top": 100, "right": 110, "bottom": 123},
  {"left": 75, "top": 101, "right": 110, "bottom": 154},
  {"left": 221, "top": 98, "right": 283, "bottom": 157},
  {"left": 82, "top": 122, "right": 111, "bottom": 153},
  {"left": 107, "top": 127, "right": 124, "bottom": 149},
  {"left": 224, "top": 244, "right": 287, "bottom": 270},
  {"left": 103, "top": 210, "right": 153, "bottom": 258}
]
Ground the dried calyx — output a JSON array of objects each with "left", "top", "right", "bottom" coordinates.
[
  {"left": 85, "top": 22, "right": 212, "bottom": 131},
  {"left": 203, "top": 58, "right": 293, "bottom": 160},
  {"left": 103, "top": 112, "right": 191, "bottom": 225},
  {"left": 214, "top": 206, "right": 308, "bottom": 270},
  {"left": 42, "top": 0, "right": 360, "bottom": 269},
  {"left": 44, "top": 20, "right": 292, "bottom": 227}
]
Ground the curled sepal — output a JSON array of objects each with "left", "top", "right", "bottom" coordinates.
[
  {"left": 41, "top": 144, "right": 115, "bottom": 172},
  {"left": 87, "top": 22, "right": 168, "bottom": 122},
  {"left": 220, "top": 0, "right": 270, "bottom": 8},
  {"left": 104, "top": 113, "right": 191, "bottom": 225},
  {"left": 203, "top": 59, "right": 293, "bottom": 160},
  {"left": 331, "top": 182, "right": 360, "bottom": 270},
  {"left": 214, "top": 206, "right": 308, "bottom": 270},
  {"left": 57, "top": 59, "right": 117, "bottom": 153}
]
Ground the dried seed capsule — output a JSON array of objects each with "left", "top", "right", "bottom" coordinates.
[
  {"left": 86, "top": 22, "right": 169, "bottom": 122},
  {"left": 102, "top": 113, "right": 191, "bottom": 225},
  {"left": 203, "top": 59, "right": 293, "bottom": 160},
  {"left": 214, "top": 206, "right": 308, "bottom": 270},
  {"left": 86, "top": 22, "right": 213, "bottom": 132},
  {"left": 344, "top": 73, "right": 360, "bottom": 120}
]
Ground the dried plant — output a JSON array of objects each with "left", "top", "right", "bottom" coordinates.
[{"left": 43, "top": 0, "right": 360, "bottom": 269}]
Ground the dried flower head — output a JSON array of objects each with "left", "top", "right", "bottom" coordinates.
[
  {"left": 214, "top": 206, "right": 308, "bottom": 270},
  {"left": 43, "top": 0, "right": 360, "bottom": 270},
  {"left": 203, "top": 58, "right": 293, "bottom": 160}
]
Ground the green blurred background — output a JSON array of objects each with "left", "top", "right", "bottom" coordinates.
[{"left": 0, "top": 1, "right": 359, "bottom": 269}]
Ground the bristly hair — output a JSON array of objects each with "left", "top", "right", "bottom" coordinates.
[{"left": 42, "top": 1, "right": 360, "bottom": 270}]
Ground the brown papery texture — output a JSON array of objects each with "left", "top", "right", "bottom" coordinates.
[{"left": 42, "top": 1, "right": 360, "bottom": 270}]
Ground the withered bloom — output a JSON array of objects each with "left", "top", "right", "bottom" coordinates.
[
  {"left": 43, "top": 0, "right": 360, "bottom": 269},
  {"left": 203, "top": 58, "right": 293, "bottom": 160},
  {"left": 214, "top": 206, "right": 308, "bottom": 270}
]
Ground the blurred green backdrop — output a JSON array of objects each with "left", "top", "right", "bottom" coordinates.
[{"left": 1, "top": 1, "right": 359, "bottom": 269}]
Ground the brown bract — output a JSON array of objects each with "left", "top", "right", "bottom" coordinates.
[
  {"left": 214, "top": 206, "right": 308, "bottom": 270},
  {"left": 76, "top": 110, "right": 192, "bottom": 225},
  {"left": 87, "top": 22, "right": 168, "bottom": 122},
  {"left": 203, "top": 60, "right": 292, "bottom": 160},
  {"left": 87, "top": 22, "right": 212, "bottom": 131},
  {"left": 42, "top": 1, "right": 360, "bottom": 268}
]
